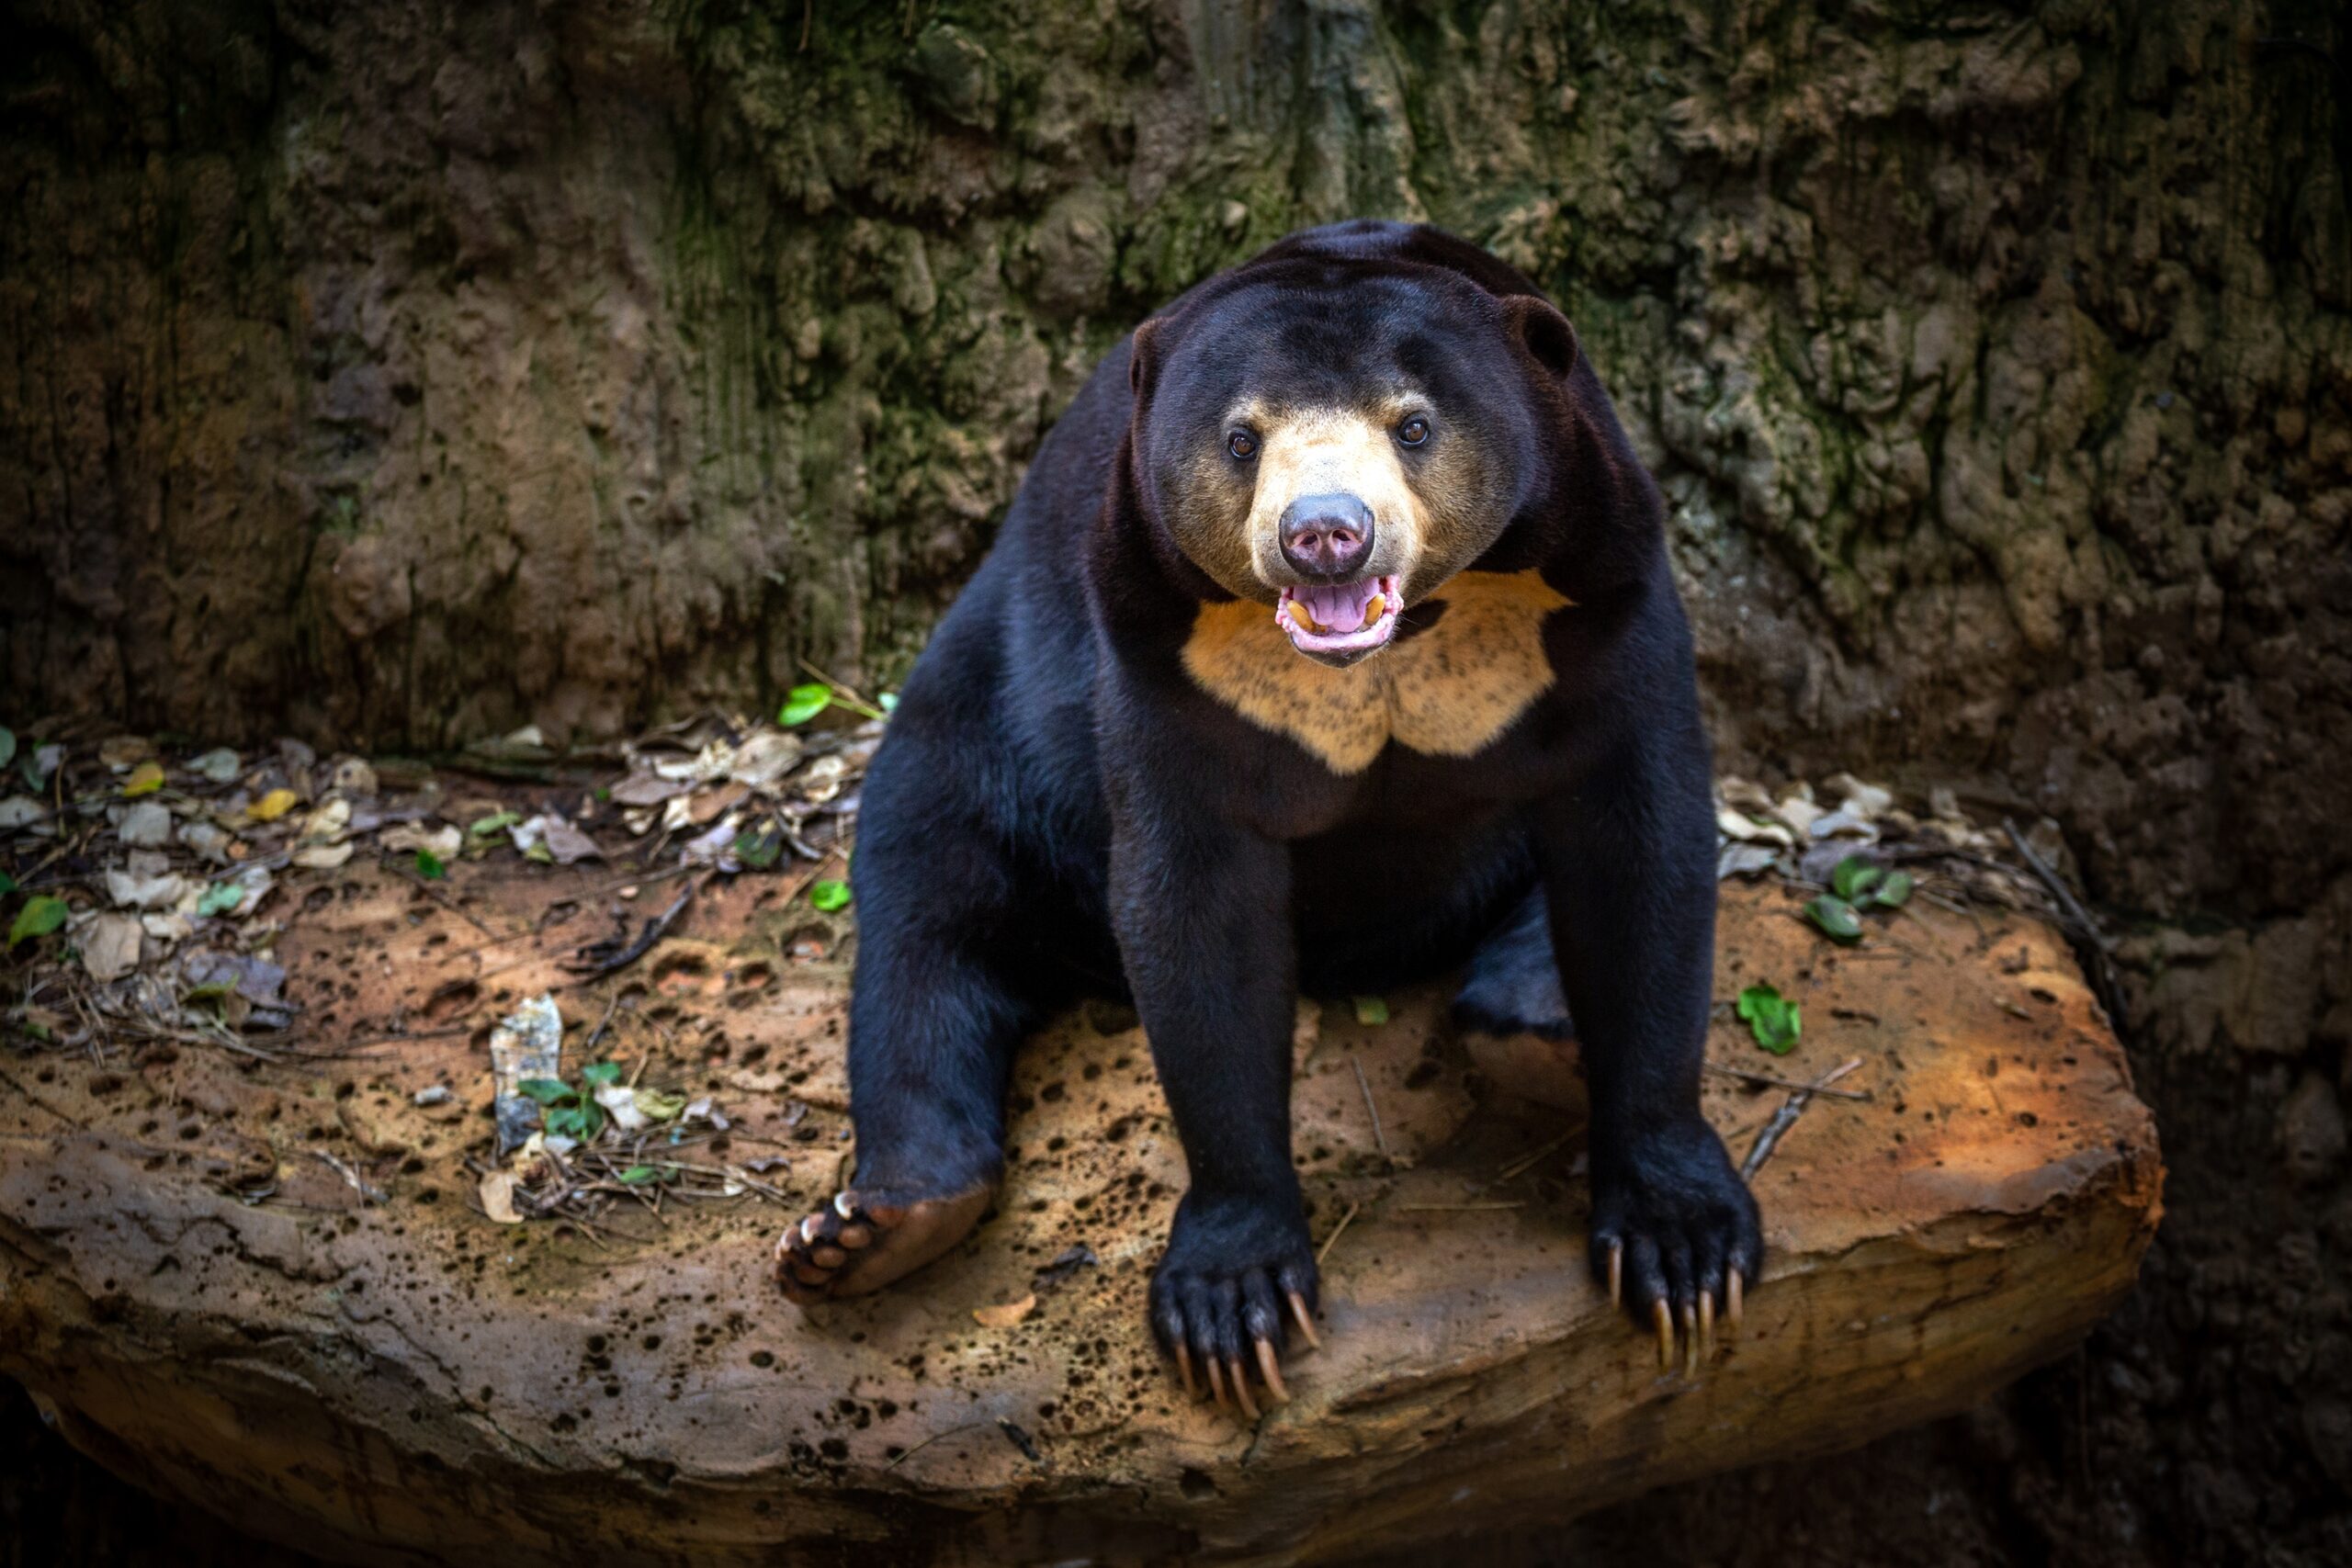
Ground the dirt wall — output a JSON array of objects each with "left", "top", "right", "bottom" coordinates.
[{"left": 3, "top": 1, "right": 2344, "bottom": 911}]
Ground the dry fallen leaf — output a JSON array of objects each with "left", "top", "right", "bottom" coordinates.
[
  {"left": 178, "top": 820, "right": 233, "bottom": 863},
  {"left": 380, "top": 822, "right": 461, "bottom": 860},
  {"left": 81, "top": 913, "right": 145, "bottom": 982},
  {"left": 122, "top": 761, "right": 165, "bottom": 797},
  {"left": 329, "top": 757, "right": 379, "bottom": 795},
  {"left": 299, "top": 797, "right": 352, "bottom": 842},
  {"left": 187, "top": 748, "right": 242, "bottom": 784},
  {"left": 728, "top": 731, "right": 804, "bottom": 787},
  {"left": 971, "top": 1292, "right": 1037, "bottom": 1329},
  {"left": 513, "top": 814, "right": 603, "bottom": 865},
  {"left": 248, "top": 788, "right": 300, "bottom": 823},
  {"left": 478, "top": 1170, "right": 524, "bottom": 1225},
  {"left": 292, "top": 840, "right": 356, "bottom": 871},
  {"left": 609, "top": 772, "right": 688, "bottom": 807},
  {"left": 104, "top": 866, "right": 193, "bottom": 909},
  {"left": 118, "top": 800, "right": 175, "bottom": 848}
]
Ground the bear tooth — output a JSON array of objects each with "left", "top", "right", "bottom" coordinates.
[
  {"left": 1288, "top": 601, "right": 1320, "bottom": 634},
  {"left": 1363, "top": 593, "right": 1385, "bottom": 626}
]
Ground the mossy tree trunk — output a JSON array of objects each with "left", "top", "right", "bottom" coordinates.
[{"left": 4, "top": 0, "right": 2347, "bottom": 921}]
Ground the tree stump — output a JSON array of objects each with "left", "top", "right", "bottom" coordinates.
[{"left": 0, "top": 864, "right": 2160, "bottom": 1565}]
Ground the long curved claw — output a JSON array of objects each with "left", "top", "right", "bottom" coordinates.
[
  {"left": 1174, "top": 1341, "right": 1200, "bottom": 1401},
  {"left": 1654, "top": 1301, "right": 1675, "bottom": 1371},
  {"left": 1608, "top": 1241, "right": 1623, "bottom": 1308},
  {"left": 1206, "top": 1354, "right": 1230, "bottom": 1410},
  {"left": 1681, "top": 1303, "right": 1700, "bottom": 1377},
  {"left": 1287, "top": 1290, "right": 1322, "bottom": 1350},
  {"left": 1254, "top": 1337, "right": 1290, "bottom": 1404},
  {"left": 1699, "top": 1289, "right": 1715, "bottom": 1357},
  {"left": 1228, "top": 1358, "right": 1260, "bottom": 1420},
  {"left": 1727, "top": 1267, "right": 1744, "bottom": 1328}
]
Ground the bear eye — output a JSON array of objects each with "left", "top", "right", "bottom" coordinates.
[
  {"left": 1397, "top": 415, "right": 1431, "bottom": 447},
  {"left": 1227, "top": 430, "right": 1258, "bottom": 460}
]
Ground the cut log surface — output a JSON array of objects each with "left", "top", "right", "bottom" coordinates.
[{"left": 0, "top": 865, "right": 2161, "bottom": 1566}]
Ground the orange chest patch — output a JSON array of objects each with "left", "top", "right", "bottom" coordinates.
[{"left": 1181, "top": 570, "right": 1571, "bottom": 775}]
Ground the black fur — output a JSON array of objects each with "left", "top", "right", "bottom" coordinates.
[{"left": 837, "top": 220, "right": 1761, "bottom": 1365}]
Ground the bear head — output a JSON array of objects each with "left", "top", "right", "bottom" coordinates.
[{"left": 1125, "top": 253, "right": 1579, "bottom": 669}]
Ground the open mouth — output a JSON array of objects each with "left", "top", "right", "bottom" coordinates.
[{"left": 1278, "top": 574, "right": 1400, "bottom": 664}]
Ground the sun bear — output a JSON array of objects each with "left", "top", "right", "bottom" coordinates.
[{"left": 775, "top": 220, "right": 1761, "bottom": 1413}]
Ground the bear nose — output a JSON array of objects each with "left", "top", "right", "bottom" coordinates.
[{"left": 1277, "top": 492, "right": 1375, "bottom": 580}]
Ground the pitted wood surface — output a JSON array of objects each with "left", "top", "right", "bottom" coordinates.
[{"left": 0, "top": 860, "right": 2159, "bottom": 1567}]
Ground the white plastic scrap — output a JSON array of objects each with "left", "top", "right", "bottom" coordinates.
[
  {"left": 489, "top": 993, "right": 564, "bottom": 1156},
  {"left": 594, "top": 1081, "right": 648, "bottom": 1133}
]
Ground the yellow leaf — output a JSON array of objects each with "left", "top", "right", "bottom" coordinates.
[
  {"left": 971, "top": 1292, "right": 1037, "bottom": 1329},
  {"left": 123, "top": 761, "right": 165, "bottom": 797},
  {"left": 247, "top": 788, "right": 300, "bottom": 823}
]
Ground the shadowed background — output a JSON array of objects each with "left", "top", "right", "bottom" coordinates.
[{"left": 2, "top": 1, "right": 2347, "bottom": 1562}]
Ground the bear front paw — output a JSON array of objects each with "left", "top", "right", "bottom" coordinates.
[
  {"left": 1588, "top": 1116, "right": 1763, "bottom": 1376},
  {"left": 1148, "top": 1192, "right": 1322, "bottom": 1419}
]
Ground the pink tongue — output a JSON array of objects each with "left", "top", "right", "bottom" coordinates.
[{"left": 1299, "top": 579, "right": 1378, "bottom": 632}]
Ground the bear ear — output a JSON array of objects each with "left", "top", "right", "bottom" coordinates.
[
  {"left": 1128, "top": 318, "right": 1165, "bottom": 400},
  {"left": 1504, "top": 296, "right": 1579, "bottom": 379}
]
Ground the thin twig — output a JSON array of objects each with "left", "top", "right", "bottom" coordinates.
[
  {"left": 566, "top": 873, "right": 706, "bottom": 977},
  {"left": 313, "top": 1149, "right": 390, "bottom": 1205},
  {"left": 1316, "top": 1199, "right": 1361, "bottom": 1267},
  {"left": 885, "top": 1420, "right": 996, "bottom": 1472},
  {"left": 392, "top": 864, "right": 502, "bottom": 938},
  {"left": 1494, "top": 1126, "right": 1583, "bottom": 1183},
  {"left": 0, "top": 1066, "right": 90, "bottom": 1129},
  {"left": 1739, "top": 1057, "right": 1862, "bottom": 1181},
  {"left": 1351, "top": 1055, "right": 1390, "bottom": 1162},
  {"left": 574, "top": 862, "right": 695, "bottom": 904},
  {"left": 1920, "top": 886, "right": 1990, "bottom": 939},
  {"left": 1704, "top": 1060, "right": 1872, "bottom": 1101},
  {"left": 1396, "top": 1201, "right": 1523, "bottom": 1212},
  {"left": 582, "top": 990, "right": 625, "bottom": 1055},
  {"left": 1895, "top": 903, "right": 1951, "bottom": 955},
  {"left": 777, "top": 843, "right": 844, "bottom": 907},
  {"left": 796, "top": 658, "right": 888, "bottom": 722},
  {"left": 2003, "top": 818, "right": 2111, "bottom": 952},
  {"left": 317, "top": 1024, "right": 471, "bottom": 1052}
]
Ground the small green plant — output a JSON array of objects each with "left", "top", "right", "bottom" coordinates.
[
  {"left": 732, "top": 826, "right": 784, "bottom": 870},
  {"left": 1352, "top": 995, "right": 1390, "bottom": 1026},
  {"left": 1806, "top": 855, "right": 1916, "bottom": 943},
  {"left": 778, "top": 683, "right": 833, "bottom": 727},
  {"left": 809, "top": 878, "right": 852, "bottom": 912},
  {"left": 414, "top": 849, "right": 446, "bottom": 880},
  {"left": 518, "top": 1061, "right": 624, "bottom": 1142},
  {"left": 1736, "top": 983, "right": 1801, "bottom": 1054},
  {"left": 1804, "top": 894, "right": 1864, "bottom": 944},
  {"left": 783, "top": 678, "right": 888, "bottom": 726}
]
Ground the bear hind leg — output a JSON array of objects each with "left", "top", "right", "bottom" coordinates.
[{"left": 1451, "top": 884, "right": 1575, "bottom": 1040}]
